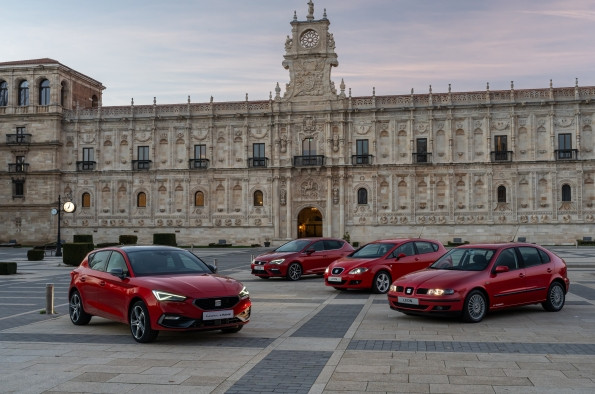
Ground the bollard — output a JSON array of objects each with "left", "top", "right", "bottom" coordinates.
[
  {"left": 213, "top": 258, "right": 217, "bottom": 270},
  {"left": 45, "top": 283, "right": 54, "bottom": 315}
]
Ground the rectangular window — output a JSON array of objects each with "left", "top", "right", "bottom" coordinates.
[
  {"left": 194, "top": 144, "right": 206, "bottom": 159},
  {"left": 416, "top": 138, "right": 428, "bottom": 163},
  {"left": 494, "top": 135, "right": 508, "bottom": 161},
  {"left": 355, "top": 139, "right": 369, "bottom": 164},
  {"left": 136, "top": 146, "right": 150, "bottom": 169},
  {"left": 558, "top": 133, "right": 572, "bottom": 159},
  {"left": 252, "top": 143, "right": 266, "bottom": 167},
  {"left": 12, "top": 179, "right": 24, "bottom": 197},
  {"left": 83, "top": 147, "right": 94, "bottom": 162},
  {"left": 16, "top": 127, "right": 26, "bottom": 143},
  {"left": 302, "top": 138, "right": 316, "bottom": 156}
]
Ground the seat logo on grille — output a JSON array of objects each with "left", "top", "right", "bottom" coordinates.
[
  {"left": 406, "top": 288, "right": 413, "bottom": 295},
  {"left": 215, "top": 299, "right": 222, "bottom": 307}
]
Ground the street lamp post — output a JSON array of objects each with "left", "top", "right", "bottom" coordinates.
[
  {"left": 54, "top": 194, "right": 75, "bottom": 258},
  {"left": 56, "top": 195, "right": 63, "bottom": 257}
]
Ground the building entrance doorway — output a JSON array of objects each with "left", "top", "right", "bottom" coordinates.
[{"left": 297, "top": 207, "right": 322, "bottom": 238}]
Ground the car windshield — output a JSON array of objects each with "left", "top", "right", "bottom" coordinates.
[
  {"left": 127, "top": 249, "right": 211, "bottom": 276},
  {"left": 430, "top": 248, "right": 494, "bottom": 271},
  {"left": 351, "top": 243, "right": 396, "bottom": 258},
  {"left": 275, "top": 239, "right": 312, "bottom": 253}
]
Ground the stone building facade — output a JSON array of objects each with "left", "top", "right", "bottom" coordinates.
[{"left": 1, "top": 2, "right": 594, "bottom": 246}]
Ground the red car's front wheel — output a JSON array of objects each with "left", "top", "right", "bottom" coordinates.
[{"left": 130, "top": 301, "right": 159, "bottom": 343}]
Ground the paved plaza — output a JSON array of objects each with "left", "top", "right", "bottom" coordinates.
[{"left": 1, "top": 246, "right": 595, "bottom": 393}]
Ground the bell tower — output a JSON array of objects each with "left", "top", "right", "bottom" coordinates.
[{"left": 280, "top": 1, "right": 339, "bottom": 101}]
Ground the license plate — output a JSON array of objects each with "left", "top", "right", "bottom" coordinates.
[
  {"left": 254, "top": 266, "right": 265, "bottom": 271},
  {"left": 398, "top": 296, "right": 419, "bottom": 305},
  {"left": 203, "top": 310, "right": 233, "bottom": 320},
  {"left": 327, "top": 276, "right": 342, "bottom": 283}
]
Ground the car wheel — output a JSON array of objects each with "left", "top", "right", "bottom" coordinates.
[
  {"left": 221, "top": 325, "right": 243, "bottom": 334},
  {"left": 542, "top": 282, "right": 565, "bottom": 312},
  {"left": 372, "top": 271, "right": 391, "bottom": 294},
  {"left": 286, "top": 262, "right": 302, "bottom": 281},
  {"left": 462, "top": 290, "right": 487, "bottom": 323},
  {"left": 69, "top": 290, "right": 92, "bottom": 325},
  {"left": 129, "top": 300, "right": 159, "bottom": 343}
]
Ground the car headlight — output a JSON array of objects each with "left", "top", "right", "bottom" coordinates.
[
  {"left": 152, "top": 290, "right": 187, "bottom": 302},
  {"left": 269, "top": 259, "right": 285, "bottom": 265},
  {"left": 427, "top": 289, "right": 455, "bottom": 296},
  {"left": 239, "top": 286, "right": 249, "bottom": 299},
  {"left": 389, "top": 285, "right": 398, "bottom": 292},
  {"left": 324, "top": 267, "right": 329, "bottom": 274},
  {"left": 348, "top": 267, "right": 369, "bottom": 275}
]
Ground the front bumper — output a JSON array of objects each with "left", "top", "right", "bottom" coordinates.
[
  {"left": 153, "top": 298, "right": 251, "bottom": 331},
  {"left": 324, "top": 274, "right": 372, "bottom": 289}
]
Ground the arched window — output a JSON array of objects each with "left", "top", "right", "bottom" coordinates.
[
  {"left": 0, "top": 81, "right": 7, "bottom": 106},
  {"left": 497, "top": 185, "right": 507, "bottom": 203},
  {"left": 91, "top": 94, "right": 98, "bottom": 108},
  {"left": 39, "top": 79, "right": 50, "bottom": 105},
  {"left": 60, "top": 81, "right": 66, "bottom": 106},
  {"left": 357, "top": 188, "right": 368, "bottom": 205},
  {"left": 195, "top": 191, "right": 205, "bottom": 207},
  {"left": 254, "top": 190, "right": 263, "bottom": 206},
  {"left": 82, "top": 192, "right": 91, "bottom": 208},
  {"left": 18, "top": 81, "right": 29, "bottom": 106},
  {"left": 562, "top": 184, "right": 572, "bottom": 202},
  {"left": 137, "top": 192, "right": 147, "bottom": 207}
]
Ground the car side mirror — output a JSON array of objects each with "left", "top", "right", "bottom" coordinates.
[
  {"left": 207, "top": 264, "right": 218, "bottom": 273},
  {"left": 108, "top": 268, "right": 127, "bottom": 280},
  {"left": 305, "top": 248, "right": 315, "bottom": 255},
  {"left": 396, "top": 253, "right": 406, "bottom": 261},
  {"left": 494, "top": 265, "right": 509, "bottom": 274}
]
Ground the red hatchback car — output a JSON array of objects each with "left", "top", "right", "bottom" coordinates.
[
  {"left": 69, "top": 245, "right": 251, "bottom": 343},
  {"left": 388, "top": 243, "right": 569, "bottom": 322},
  {"left": 324, "top": 239, "right": 446, "bottom": 293},
  {"left": 251, "top": 238, "right": 354, "bottom": 280}
]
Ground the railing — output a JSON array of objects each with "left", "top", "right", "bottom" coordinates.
[
  {"left": 8, "top": 163, "right": 29, "bottom": 173},
  {"left": 412, "top": 152, "right": 432, "bottom": 164},
  {"left": 351, "top": 155, "right": 374, "bottom": 165},
  {"left": 188, "top": 159, "right": 209, "bottom": 169},
  {"left": 555, "top": 149, "right": 578, "bottom": 160},
  {"left": 248, "top": 157, "right": 269, "bottom": 168},
  {"left": 6, "top": 134, "right": 32, "bottom": 144},
  {"left": 490, "top": 151, "right": 513, "bottom": 162},
  {"left": 132, "top": 160, "right": 152, "bottom": 170},
  {"left": 293, "top": 155, "right": 325, "bottom": 167},
  {"left": 76, "top": 161, "right": 96, "bottom": 171}
]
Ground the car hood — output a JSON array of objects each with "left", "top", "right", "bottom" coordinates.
[
  {"left": 255, "top": 251, "right": 297, "bottom": 262},
  {"left": 397, "top": 269, "right": 480, "bottom": 287},
  {"left": 329, "top": 257, "right": 378, "bottom": 270},
  {"left": 134, "top": 274, "right": 243, "bottom": 298}
]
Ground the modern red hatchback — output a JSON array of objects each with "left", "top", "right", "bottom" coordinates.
[
  {"left": 68, "top": 245, "right": 251, "bottom": 343},
  {"left": 324, "top": 239, "right": 446, "bottom": 293},
  {"left": 388, "top": 243, "right": 570, "bottom": 322},
  {"left": 251, "top": 238, "right": 354, "bottom": 280}
]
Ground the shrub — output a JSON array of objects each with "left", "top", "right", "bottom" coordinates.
[
  {"left": 73, "top": 234, "right": 94, "bottom": 244},
  {"left": 96, "top": 242, "right": 119, "bottom": 248},
  {"left": 577, "top": 239, "right": 595, "bottom": 246},
  {"left": 63, "top": 243, "right": 94, "bottom": 266},
  {"left": 119, "top": 235, "right": 138, "bottom": 245},
  {"left": 27, "top": 249, "right": 45, "bottom": 261},
  {"left": 153, "top": 233, "right": 177, "bottom": 246},
  {"left": 0, "top": 262, "right": 17, "bottom": 275}
]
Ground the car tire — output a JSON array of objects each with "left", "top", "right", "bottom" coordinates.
[
  {"left": 221, "top": 325, "right": 243, "bottom": 334},
  {"left": 129, "top": 300, "right": 159, "bottom": 343},
  {"left": 462, "top": 290, "right": 487, "bottom": 323},
  {"left": 372, "top": 271, "right": 391, "bottom": 294},
  {"left": 542, "top": 282, "right": 565, "bottom": 312},
  {"left": 258, "top": 276, "right": 270, "bottom": 280},
  {"left": 69, "top": 290, "right": 92, "bottom": 325},
  {"left": 286, "top": 262, "right": 302, "bottom": 281}
]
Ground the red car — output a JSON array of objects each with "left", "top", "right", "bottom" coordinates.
[
  {"left": 324, "top": 239, "right": 446, "bottom": 293},
  {"left": 251, "top": 238, "right": 354, "bottom": 280},
  {"left": 68, "top": 245, "right": 251, "bottom": 343},
  {"left": 388, "top": 243, "right": 569, "bottom": 322}
]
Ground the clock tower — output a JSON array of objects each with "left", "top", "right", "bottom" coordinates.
[{"left": 280, "top": 1, "right": 339, "bottom": 101}]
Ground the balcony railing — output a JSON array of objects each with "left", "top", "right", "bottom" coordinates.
[
  {"left": 8, "top": 163, "right": 29, "bottom": 173},
  {"left": 132, "top": 160, "right": 152, "bottom": 170},
  {"left": 491, "top": 151, "right": 513, "bottom": 162},
  {"left": 293, "top": 155, "right": 325, "bottom": 167},
  {"left": 412, "top": 152, "right": 432, "bottom": 164},
  {"left": 351, "top": 155, "right": 374, "bottom": 165},
  {"left": 248, "top": 157, "right": 269, "bottom": 168},
  {"left": 6, "top": 134, "right": 32, "bottom": 144},
  {"left": 555, "top": 149, "right": 578, "bottom": 160},
  {"left": 76, "top": 161, "right": 96, "bottom": 171},
  {"left": 188, "top": 159, "right": 209, "bottom": 169}
]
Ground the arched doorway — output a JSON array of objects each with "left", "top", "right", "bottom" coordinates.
[{"left": 297, "top": 207, "right": 323, "bottom": 238}]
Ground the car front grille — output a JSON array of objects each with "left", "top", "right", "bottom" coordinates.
[
  {"left": 331, "top": 267, "right": 344, "bottom": 275},
  {"left": 194, "top": 296, "right": 240, "bottom": 310},
  {"left": 253, "top": 260, "right": 266, "bottom": 265}
]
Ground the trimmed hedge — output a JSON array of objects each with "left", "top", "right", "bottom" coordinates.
[
  {"left": 63, "top": 242, "right": 94, "bottom": 266},
  {"left": 153, "top": 233, "right": 177, "bottom": 246},
  {"left": 0, "top": 262, "right": 17, "bottom": 275},
  {"left": 27, "top": 249, "right": 45, "bottom": 261},
  {"left": 119, "top": 235, "right": 138, "bottom": 245},
  {"left": 73, "top": 234, "right": 94, "bottom": 244},
  {"left": 96, "top": 242, "right": 120, "bottom": 248}
]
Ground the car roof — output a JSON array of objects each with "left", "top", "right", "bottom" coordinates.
[
  {"left": 455, "top": 242, "right": 541, "bottom": 249},
  {"left": 370, "top": 238, "right": 438, "bottom": 244},
  {"left": 100, "top": 245, "right": 184, "bottom": 253}
]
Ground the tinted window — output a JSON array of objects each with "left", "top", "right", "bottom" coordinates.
[
  {"left": 275, "top": 239, "right": 311, "bottom": 253},
  {"left": 353, "top": 243, "right": 395, "bottom": 258},
  {"left": 89, "top": 251, "right": 112, "bottom": 271},
  {"left": 494, "top": 248, "right": 519, "bottom": 271},
  {"left": 431, "top": 248, "right": 494, "bottom": 271},
  {"left": 538, "top": 249, "right": 551, "bottom": 263},
  {"left": 310, "top": 241, "right": 324, "bottom": 252},
  {"left": 106, "top": 252, "right": 128, "bottom": 275},
  {"left": 518, "top": 247, "right": 542, "bottom": 268},
  {"left": 414, "top": 241, "right": 436, "bottom": 254},
  {"left": 323, "top": 240, "right": 343, "bottom": 250},
  {"left": 127, "top": 249, "right": 210, "bottom": 276},
  {"left": 394, "top": 242, "right": 415, "bottom": 257}
]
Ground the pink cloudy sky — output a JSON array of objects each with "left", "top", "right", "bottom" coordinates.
[{"left": 4, "top": 0, "right": 595, "bottom": 105}]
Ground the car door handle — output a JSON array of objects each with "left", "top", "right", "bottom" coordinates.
[
  {"left": 518, "top": 273, "right": 525, "bottom": 278},
  {"left": 100, "top": 281, "right": 106, "bottom": 287},
  {"left": 80, "top": 277, "right": 86, "bottom": 282},
  {"left": 547, "top": 268, "right": 552, "bottom": 273}
]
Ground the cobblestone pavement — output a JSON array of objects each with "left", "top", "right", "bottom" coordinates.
[{"left": 1, "top": 246, "right": 594, "bottom": 393}]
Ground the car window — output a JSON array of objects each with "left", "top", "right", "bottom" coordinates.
[
  {"left": 323, "top": 240, "right": 343, "bottom": 250},
  {"left": 414, "top": 241, "right": 435, "bottom": 254},
  {"left": 310, "top": 241, "right": 325, "bottom": 252},
  {"left": 395, "top": 242, "right": 414, "bottom": 257},
  {"left": 128, "top": 249, "right": 211, "bottom": 276},
  {"left": 518, "top": 247, "right": 542, "bottom": 268},
  {"left": 106, "top": 252, "right": 128, "bottom": 275},
  {"left": 275, "top": 239, "right": 311, "bottom": 252},
  {"left": 495, "top": 248, "right": 519, "bottom": 271},
  {"left": 538, "top": 249, "right": 551, "bottom": 263},
  {"left": 431, "top": 248, "right": 494, "bottom": 271},
  {"left": 89, "top": 250, "right": 112, "bottom": 272},
  {"left": 352, "top": 243, "right": 395, "bottom": 258}
]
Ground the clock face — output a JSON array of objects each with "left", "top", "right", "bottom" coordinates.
[
  {"left": 63, "top": 201, "right": 76, "bottom": 213},
  {"left": 300, "top": 29, "right": 319, "bottom": 48}
]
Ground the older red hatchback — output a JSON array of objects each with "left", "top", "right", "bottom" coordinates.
[
  {"left": 324, "top": 239, "right": 446, "bottom": 293},
  {"left": 69, "top": 245, "right": 251, "bottom": 343},
  {"left": 251, "top": 238, "right": 354, "bottom": 280},
  {"left": 388, "top": 243, "right": 569, "bottom": 322}
]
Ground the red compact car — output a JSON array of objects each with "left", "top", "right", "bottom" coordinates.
[
  {"left": 388, "top": 243, "right": 570, "bottom": 322},
  {"left": 324, "top": 239, "right": 446, "bottom": 293},
  {"left": 68, "top": 245, "right": 251, "bottom": 343},
  {"left": 251, "top": 238, "right": 354, "bottom": 280}
]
